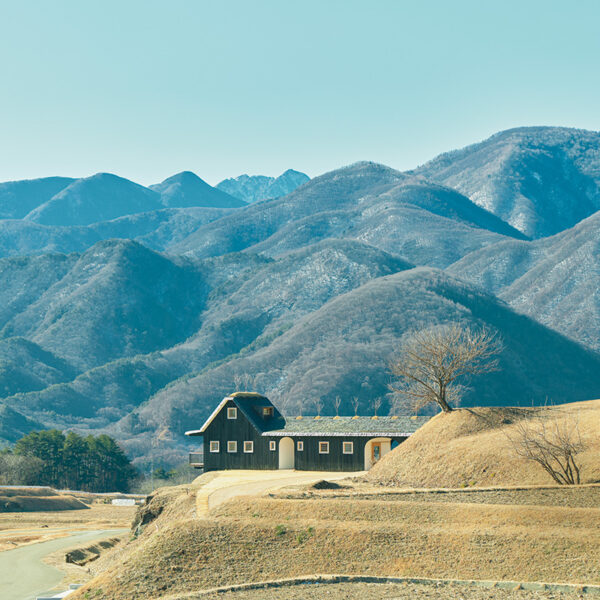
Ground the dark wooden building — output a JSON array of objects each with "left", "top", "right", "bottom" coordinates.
[{"left": 186, "top": 392, "right": 429, "bottom": 472}]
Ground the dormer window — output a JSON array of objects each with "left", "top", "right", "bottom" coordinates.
[
  {"left": 227, "top": 407, "right": 237, "bottom": 419},
  {"left": 262, "top": 406, "right": 274, "bottom": 418}
]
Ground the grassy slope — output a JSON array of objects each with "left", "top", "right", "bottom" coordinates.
[
  {"left": 70, "top": 484, "right": 600, "bottom": 599},
  {"left": 367, "top": 400, "right": 600, "bottom": 488}
]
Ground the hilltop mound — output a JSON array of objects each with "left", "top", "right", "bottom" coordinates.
[
  {"left": 368, "top": 400, "right": 600, "bottom": 488},
  {"left": 0, "top": 487, "right": 89, "bottom": 512}
]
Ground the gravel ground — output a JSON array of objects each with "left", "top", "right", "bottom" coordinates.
[{"left": 199, "top": 581, "right": 590, "bottom": 599}]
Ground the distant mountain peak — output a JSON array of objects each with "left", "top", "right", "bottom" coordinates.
[
  {"left": 216, "top": 169, "right": 309, "bottom": 203},
  {"left": 150, "top": 171, "right": 246, "bottom": 209}
]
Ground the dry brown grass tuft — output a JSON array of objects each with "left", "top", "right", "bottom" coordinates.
[{"left": 368, "top": 400, "right": 600, "bottom": 488}]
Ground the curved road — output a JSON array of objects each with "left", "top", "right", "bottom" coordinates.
[{"left": 0, "top": 528, "right": 126, "bottom": 600}]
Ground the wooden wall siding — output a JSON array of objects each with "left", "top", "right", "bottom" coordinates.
[
  {"left": 203, "top": 400, "right": 278, "bottom": 471},
  {"left": 290, "top": 435, "right": 407, "bottom": 472}
]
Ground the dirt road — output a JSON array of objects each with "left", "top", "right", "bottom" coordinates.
[
  {"left": 0, "top": 528, "right": 126, "bottom": 600},
  {"left": 196, "top": 470, "right": 358, "bottom": 516}
]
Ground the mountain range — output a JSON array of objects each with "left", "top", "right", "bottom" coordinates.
[
  {"left": 0, "top": 126, "right": 599, "bottom": 468},
  {"left": 216, "top": 169, "right": 310, "bottom": 203}
]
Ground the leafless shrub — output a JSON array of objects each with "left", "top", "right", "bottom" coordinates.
[
  {"left": 507, "top": 412, "right": 587, "bottom": 485},
  {"left": 371, "top": 397, "right": 382, "bottom": 417},
  {"left": 389, "top": 323, "right": 502, "bottom": 413},
  {"left": 334, "top": 396, "right": 342, "bottom": 417},
  {"left": 352, "top": 396, "right": 359, "bottom": 417}
]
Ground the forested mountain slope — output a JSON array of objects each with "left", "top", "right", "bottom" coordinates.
[
  {"left": 415, "top": 126, "right": 600, "bottom": 238},
  {"left": 174, "top": 162, "right": 525, "bottom": 267},
  {"left": 449, "top": 210, "right": 600, "bottom": 351}
]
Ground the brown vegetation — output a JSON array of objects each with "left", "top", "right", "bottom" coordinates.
[
  {"left": 0, "top": 487, "right": 89, "bottom": 512},
  {"left": 70, "top": 481, "right": 600, "bottom": 600},
  {"left": 368, "top": 400, "right": 600, "bottom": 488}
]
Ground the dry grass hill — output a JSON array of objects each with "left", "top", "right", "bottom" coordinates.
[
  {"left": 367, "top": 400, "right": 600, "bottom": 488},
  {"left": 69, "top": 400, "right": 600, "bottom": 600}
]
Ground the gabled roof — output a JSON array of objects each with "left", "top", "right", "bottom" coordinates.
[
  {"left": 261, "top": 415, "right": 430, "bottom": 437},
  {"left": 185, "top": 393, "right": 430, "bottom": 438},
  {"left": 185, "top": 392, "right": 284, "bottom": 436}
]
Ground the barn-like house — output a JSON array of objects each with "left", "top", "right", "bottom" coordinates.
[{"left": 186, "top": 392, "right": 429, "bottom": 472}]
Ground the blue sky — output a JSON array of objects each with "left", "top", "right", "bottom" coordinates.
[{"left": 0, "top": 0, "right": 598, "bottom": 185}]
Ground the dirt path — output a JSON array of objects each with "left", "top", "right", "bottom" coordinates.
[
  {"left": 195, "top": 470, "right": 357, "bottom": 516},
  {"left": 0, "top": 528, "right": 126, "bottom": 600}
]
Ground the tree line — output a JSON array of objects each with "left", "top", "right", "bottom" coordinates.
[{"left": 0, "top": 430, "right": 137, "bottom": 492}]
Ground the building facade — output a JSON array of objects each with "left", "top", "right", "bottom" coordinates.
[{"left": 186, "top": 392, "right": 429, "bottom": 472}]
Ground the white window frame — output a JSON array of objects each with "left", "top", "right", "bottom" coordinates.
[
  {"left": 227, "top": 440, "right": 238, "bottom": 453},
  {"left": 297, "top": 440, "right": 304, "bottom": 451},
  {"left": 227, "top": 407, "right": 237, "bottom": 419},
  {"left": 209, "top": 441, "right": 220, "bottom": 453},
  {"left": 262, "top": 406, "right": 273, "bottom": 417},
  {"left": 343, "top": 441, "right": 354, "bottom": 454},
  {"left": 269, "top": 440, "right": 276, "bottom": 451},
  {"left": 243, "top": 441, "right": 254, "bottom": 453},
  {"left": 319, "top": 441, "right": 329, "bottom": 454}
]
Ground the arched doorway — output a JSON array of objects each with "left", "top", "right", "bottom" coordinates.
[
  {"left": 278, "top": 437, "right": 294, "bottom": 469},
  {"left": 364, "top": 437, "right": 392, "bottom": 470}
]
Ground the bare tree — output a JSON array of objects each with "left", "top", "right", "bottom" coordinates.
[
  {"left": 371, "top": 397, "right": 382, "bottom": 417},
  {"left": 389, "top": 324, "right": 501, "bottom": 413},
  {"left": 233, "top": 372, "right": 254, "bottom": 391},
  {"left": 314, "top": 398, "right": 323, "bottom": 417},
  {"left": 507, "top": 412, "right": 587, "bottom": 485},
  {"left": 333, "top": 396, "right": 342, "bottom": 417},
  {"left": 352, "top": 396, "right": 359, "bottom": 417}
]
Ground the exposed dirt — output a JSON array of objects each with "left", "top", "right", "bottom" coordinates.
[
  {"left": 276, "top": 483, "right": 600, "bottom": 508},
  {"left": 187, "top": 581, "right": 594, "bottom": 600}
]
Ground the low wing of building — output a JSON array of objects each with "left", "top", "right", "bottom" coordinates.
[{"left": 186, "top": 392, "right": 430, "bottom": 472}]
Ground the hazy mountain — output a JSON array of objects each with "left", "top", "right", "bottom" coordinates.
[
  {"left": 449, "top": 210, "right": 600, "bottom": 351},
  {"left": 0, "top": 240, "right": 210, "bottom": 370},
  {"left": 150, "top": 171, "right": 246, "bottom": 209},
  {"left": 216, "top": 169, "right": 310, "bottom": 203},
  {"left": 0, "top": 404, "right": 43, "bottom": 445},
  {"left": 25, "top": 173, "right": 163, "bottom": 226},
  {"left": 174, "top": 162, "right": 525, "bottom": 267},
  {"left": 0, "top": 207, "right": 234, "bottom": 259},
  {"left": 0, "top": 337, "right": 78, "bottom": 397},
  {"left": 116, "top": 268, "right": 600, "bottom": 462},
  {"left": 0, "top": 177, "right": 74, "bottom": 219},
  {"left": 415, "top": 127, "right": 600, "bottom": 238}
]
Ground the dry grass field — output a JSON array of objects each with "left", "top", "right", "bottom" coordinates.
[
  {"left": 368, "top": 400, "right": 600, "bottom": 488},
  {"left": 69, "top": 482, "right": 600, "bottom": 600},
  {"left": 0, "top": 502, "right": 136, "bottom": 552}
]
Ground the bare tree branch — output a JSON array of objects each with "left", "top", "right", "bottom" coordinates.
[
  {"left": 506, "top": 411, "right": 586, "bottom": 485},
  {"left": 389, "top": 323, "right": 502, "bottom": 413}
]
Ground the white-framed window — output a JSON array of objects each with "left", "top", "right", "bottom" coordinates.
[
  {"left": 227, "top": 407, "right": 237, "bottom": 419},
  {"left": 297, "top": 441, "right": 304, "bottom": 451},
  {"left": 227, "top": 441, "right": 238, "bottom": 453},
  {"left": 209, "top": 441, "right": 220, "bottom": 453},
  {"left": 243, "top": 441, "right": 254, "bottom": 453},
  {"left": 343, "top": 441, "right": 354, "bottom": 454},
  {"left": 269, "top": 440, "right": 276, "bottom": 451},
  {"left": 319, "top": 441, "right": 329, "bottom": 454},
  {"left": 262, "top": 406, "right": 274, "bottom": 417}
]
